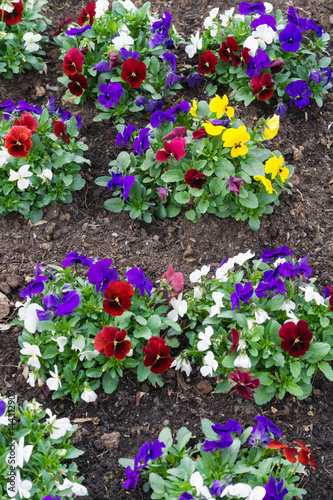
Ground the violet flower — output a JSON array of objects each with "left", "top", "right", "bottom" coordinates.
[
  {"left": 16, "top": 100, "right": 42, "bottom": 114},
  {"left": 171, "top": 100, "right": 191, "bottom": 115},
  {"left": 87, "top": 258, "right": 118, "bottom": 292},
  {"left": 0, "top": 99, "right": 15, "bottom": 119},
  {"left": 119, "top": 48, "right": 140, "bottom": 60},
  {"left": 287, "top": 7, "right": 309, "bottom": 31},
  {"left": 202, "top": 419, "right": 242, "bottom": 452},
  {"left": 54, "top": 290, "right": 80, "bottom": 316},
  {"left": 126, "top": 267, "right": 153, "bottom": 298},
  {"left": 156, "top": 187, "right": 169, "bottom": 201},
  {"left": 238, "top": 1, "right": 266, "bottom": 15},
  {"left": 98, "top": 82, "right": 123, "bottom": 108},
  {"left": 251, "top": 14, "right": 276, "bottom": 31},
  {"left": 163, "top": 52, "right": 177, "bottom": 72},
  {"left": 123, "top": 458, "right": 143, "bottom": 490},
  {"left": 275, "top": 103, "right": 287, "bottom": 117},
  {"left": 0, "top": 400, "right": 6, "bottom": 416},
  {"left": 188, "top": 73, "right": 203, "bottom": 87},
  {"left": 165, "top": 73, "right": 183, "bottom": 89},
  {"left": 20, "top": 276, "right": 48, "bottom": 299},
  {"left": 255, "top": 278, "right": 286, "bottom": 298},
  {"left": 136, "top": 438, "right": 165, "bottom": 466},
  {"left": 249, "top": 415, "right": 282, "bottom": 446},
  {"left": 279, "top": 24, "right": 302, "bottom": 52},
  {"left": 107, "top": 172, "right": 135, "bottom": 201},
  {"left": 230, "top": 282, "right": 253, "bottom": 311},
  {"left": 133, "top": 128, "right": 152, "bottom": 155},
  {"left": 93, "top": 61, "right": 113, "bottom": 73},
  {"left": 246, "top": 49, "right": 271, "bottom": 77},
  {"left": 165, "top": 38, "right": 174, "bottom": 49},
  {"left": 308, "top": 70, "right": 324, "bottom": 84},
  {"left": 210, "top": 479, "right": 233, "bottom": 497},
  {"left": 286, "top": 80, "right": 312, "bottom": 108},
  {"left": 62, "top": 251, "right": 93, "bottom": 268},
  {"left": 321, "top": 67, "right": 332, "bottom": 87},
  {"left": 264, "top": 477, "right": 288, "bottom": 500},
  {"left": 116, "top": 123, "right": 136, "bottom": 147},
  {"left": 178, "top": 494, "right": 194, "bottom": 500},
  {"left": 260, "top": 245, "right": 293, "bottom": 262},
  {"left": 135, "top": 97, "right": 149, "bottom": 109},
  {"left": 279, "top": 255, "right": 312, "bottom": 279},
  {"left": 228, "top": 176, "right": 245, "bottom": 196},
  {"left": 307, "top": 19, "right": 324, "bottom": 37},
  {"left": 66, "top": 25, "right": 92, "bottom": 36},
  {"left": 150, "top": 11, "right": 172, "bottom": 39},
  {"left": 150, "top": 109, "right": 175, "bottom": 128},
  {"left": 146, "top": 100, "right": 163, "bottom": 113}
]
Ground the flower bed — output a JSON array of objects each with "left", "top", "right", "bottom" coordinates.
[
  {"left": 0, "top": 98, "right": 89, "bottom": 222},
  {"left": 185, "top": 2, "right": 331, "bottom": 114},
  {"left": 54, "top": 0, "right": 183, "bottom": 123},
  {"left": 96, "top": 95, "right": 293, "bottom": 230}
]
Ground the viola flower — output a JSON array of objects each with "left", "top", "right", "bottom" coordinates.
[
  {"left": 287, "top": 7, "right": 309, "bottom": 32},
  {"left": 87, "top": 258, "right": 118, "bottom": 292},
  {"left": 197, "top": 325, "right": 214, "bottom": 351},
  {"left": 269, "top": 59, "right": 285, "bottom": 75},
  {"left": 279, "top": 320, "right": 313, "bottom": 357},
  {"left": 133, "top": 128, "right": 151, "bottom": 155},
  {"left": 23, "top": 32, "right": 42, "bottom": 53},
  {"left": 279, "top": 24, "right": 302, "bottom": 52},
  {"left": 142, "top": 337, "right": 172, "bottom": 374},
  {"left": 126, "top": 267, "right": 153, "bottom": 298},
  {"left": 20, "top": 276, "right": 47, "bottom": 299},
  {"left": 251, "top": 73, "right": 274, "bottom": 101},
  {"left": 294, "top": 440, "right": 317, "bottom": 469},
  {"left": 163, "top": 52, "right": 177, "bottom": 72},
  {"left": 230, "top": 282, "right": 253, "bottom": 311},
  {"left": 124, "top": 458, "right": 143, "bottom": 490},
  {"left": 0, "top": 98, "right": 15, "bottom": 119},
  {"left": 78, "top": 2, "right": 96, "bottom": 26},
  {"left": 228, "top": 329, "right": 240, "bottom": 354},
  {"left": 99, "top": 82, "right": 123, "bottom": 108},
  {"left": 54, "top": 16, "right": 75, "bottom": 36},
  {"left": 185, "top": 30, "right": 202, "bottom": 58},
  {"left": 5, "top": 125, "right": 33, "bottom": 158},
  {"left": 238, "top": 1, "right": 266, "bottom": 15},
  {"left": 116, "top": 123, "right": 136, "bottom": 147},
  {"left": 159, "top": 266, "right": 184, "bottom": 299},
  {"left": 263, "top": 477, "right": 288, "bottom": 500},
  {"left": 167, "top": 293, "right": 187, "bottom": 322},
  {"left": 68, "top": 74, "right": 88, "bottom": 96},
  {"left": 188, "top": 73, "right": 204, "bottom": 87},
  {"left": 137, "top": 438, "right": 166, "bottom": 466},
  {"left": 252, "top": 24, "right": 275, "bottom": 50},
  {"left": 255, "top": 278, "right": 286, "bottom": 298},
  {"left": 193, "top": 128, "right": 206, "bottom": 140},
  {"left": 200, "top": 350, "right": 218, "bottom": 377},
  {"left": 14, "top": 112, "right": 38, "bottom": 133},
  {"left": 202, "top": 419, "right": 241, "bottom": 452},
  {"left": 249, "top": 416, "right": 282, "bottom": 446},
  {"left": 95, "top": 326, "right": 131, "bottom": 360},
  {"left": 222, "top": 126, "right": 250, "bottom": 158},
  {"left": 218, "top": 37, "right": 239, "bottom": 63},
  {"left": 286, "top": 80, "right": 312, "bottom": 108},
  {"left": 165, "top": 73, "right": 183, "bottom": 89},
  {"left": 109, "top": 50, "right": 122, "bottom": 68},
  {"left": 103, "top": 281, "right": 134, "bottom": 316},
  {"left": 267, "top": 440, "right": 298, "bottom": 463},
  {"left": 120, "top": 48, "right": 140, "bottom": 61},
  {"left": 170, "top": 100, "right": 191, "bottom": 116},
  {"left": 262, "top": 114, "right": 280, "bottom": 139},
  {"left": 184, "top": 168, "right": 207, "bottom": 189},
  {"left": 156, "top": 187, "right": 169, "bottom": 202},
  {"left": 265, "top": 154, "right": 289, "bottom": 182},
  {"left": 53, "top": 120, "right": 70, "bottom": 145},
  {"left": 156, "top": 138, "right": 186, "bottom": 165},
  {"left": 62, "top": 251, "right": 93, "bottom": 268},
  {"left": 8, "top": 164, "right": 33, "bottom": 189},
  {"left": 150, "top": 110, "right": 174, "bottom": 128},
  {"left": 162, "top": 126, "right": 187, "bottom": 141},
  {"left": 254, "top": 175, "right": 277, "bottom": 194},
  {"left": 230, "top": 370, "right": 260, "bottom": 399},
  {"left": 63, "top": 47, "right": 85, "bottom": 77},
  {"left": 198, "top": 50, "right": 218, "bottom": 75},
  {"left": 228, "top": 175, "right": 245, "bottom": 196},
  {"left": 66, "top": 25, "right": 92, "bottom": 36},
  {"left": 113, "top": 31, "right": 134, "bottom": 51},
  {"left": 246, "top": 49, "right": 271, "bottom": 77},
  {"left": 209, "top": 94, "right": 234, "bottom": 119},
  {"left": 16, "top": 100, "right": 43, "bottom": 115},
  {"left": 2, "top": 0, "right": 23, "bottom": 25},
  {"left": 121, "top": 58, "right": 146, "bottom": 88},
  {"left": 231, "top": 47, "right": 251, "bottom": 68}
]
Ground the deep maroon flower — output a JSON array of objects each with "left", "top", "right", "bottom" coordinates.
[
  {"left": 279, "top": 320, "right": 313, "bottom": 357},
  {"left": 269, "top": 59, "right": 286, "bottom": 75},
  {"left": 121, "top": 58, "right": 147, "bottom": 88},
  {"left": 94, "top": 326, "right": 131, "bottom": 360},
  {"left": 68, "top": 74, "right": 88, "bottom": 96},
  {"left": 103, "top": 281, "right": 134, "bottom": 316},
  {"left": 219, "top": 37, "right": 239, "bottom": 63},
  {"left": 159, "top": 266, "right": 184, "bottom": 299},
  {"left": 231, "top": 48, "right": 251, "bottom": 68},
  {"left": 78, "top": 2, "right": 96, "bottom": 26},
  {"left": 156, "top": 138, "right": 186, "bottom": 164},
  {"left": 54, "top": 17, "right": 75, "bottom": 36},
  {"left": 228, "top": 176, "right": 245, "bottom": 196},
  {"left": 142, "top": 337, "right": 172, "bottom": 374},
  {"left": 193, "top": 128, "right": 207, "bottom": 140},
  {"left": 267, "top": 440, "right": 298, "bottom": 463},
  {"left": 294, "top": 441, "right": 316, "bottom": 470},
  {"left": 14, "top": 112, "right": 38, "bottom": 133},
  {"left": 229, "top": 370, "right": 260, "bottom": 399},
  {"left": 227, "top": 329, "right": 240, "bottom": 354},
  {"left": 63, "top": 47, "right": 85, "bottom": 77},
  {"left": 2, "top": 0, "right": 23, "bottom": 25},
  {"left": 324, "top": 285, "right": 333, "bottom": 311},
  {"left": 4, "top": 126, "right": 33, "bottom": 158},
  {"left": 184, "top": 168, "right": 207, "bottom": 189},
  {"left": 198, "top": 51, "right": 218, "bottom": 75},
  {"left": 53, "top": 120, "right": 70, "bottom": 144},
  {"left": 251, "top": 73, "right": 274, "bottom": 101},
  {"left": 109, "top": 51, "right": 122, "bottom": 68}
]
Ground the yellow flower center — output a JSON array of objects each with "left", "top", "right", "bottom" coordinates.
[{"left": 131, "top": 72, "right": 136, "bottom": 77}]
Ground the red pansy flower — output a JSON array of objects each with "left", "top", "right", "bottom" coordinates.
[
  {"left": 251, "top": 73, "right": 275, "bottom": 101},
  {"left": 94, "top": 326, "right": 131, "bottom": 360},
  {"left": 229, "top": 369, "right": 260, "bottom": 399},
  {"left": 142, "top": 337, "right": 172, "bottom": 374},
  {"left": 121, "top": 58, "right": 147, "bottom": 88},
  {"left": 103, "top": 281, "right": 134, "bottom": 316},
  {"left": 218, "top": 37, "right": 239, "bottom": 63},
  {"left": 184, "top": 168, "right": 207, "bottom": 189},
  {"left": 109, "top": 51, "right": 122, "bottom": 69},
  {"left": 162, "top": 126, "right": 187, "bottom": 141},
  {"left": 53, "top": 120, "right": 70, "bottom": 145},
  {"left": 294, "top": 441, "right": 317, "bottom": 470},
  {"left": 160, "top": 266, "right": 184, "bottom": 299},
  {"left": 2, "top": 0, "right": 23, "bottom": 25},
  {"left": 198, "top": 51, "right": 218, "bottom": 75},
  {"left": 324, "top": 284, "right": 333, "bottom": 311},
  {"left": 267, "top": 440, "right": 298, "bottom": 463},
  {"left": 231, "top": 48, "right": 251, "bottom": 68},
  {"left": 4, "top": 126, "right": 33, "bottom": 158},
  {"left": 279, "top": 320, "right": 313, "bottom": 358},
  {"left": 227, "top": 328, "right": 239, "bottom": 354},
  {"left": 269, "top": 59, "right": 285, "bottom": 75},
  {"left": 78, "top": 2, "right": 96, "bottom": 26},
  {"left": 193, "top": 128, "right": 207, "bottom": 140},
  {"left": 14, "top": 112, "right": 38, "bottom": 133},
  {"left": 68, "top": 74, "right": 88, "bottom": 96},
  {"left": 63, "top": 47, "right": 85, "bottom": 77},
  {"left": 54, "top": 17, "right": 75, "bottom": 36},
  {"left": 156, "top": 137, "right": 186, "bottom": 165}
]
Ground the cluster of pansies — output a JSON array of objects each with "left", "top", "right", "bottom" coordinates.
[
  {"left": 0, "top": 397, "right": 87, "bottom": 498},
  {"left": 119, "top": 415, "right": 315, "bottom": 499},
  {"left": 0, "top": 0, "right": 50, "bottom": 78},
  {"left": 54, "top": 0, "right": 183, "bottom": 123},
  {"left": 185, "top": 2, "right": 331, "bottom": 112},
  {"left": 96, "top": 94, "right": 292, "bottom": 229},
  {"left": 0, "top": 98, "right": 89, "bottom": 222}
]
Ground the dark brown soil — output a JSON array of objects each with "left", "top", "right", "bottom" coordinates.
[{"left": 1, "top": 0, "right": 333, "bottom": 498}]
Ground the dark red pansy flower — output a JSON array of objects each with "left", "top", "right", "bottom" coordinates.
[
  {"left": 198, "top": 51, "right": 218, "bottom": 75},
  {"left": 54, "top": 17, "right": 75, "bottom": 36},
  {"left": 2, "top": 0, "right": 23, "bottom": 25},
  {"left": 63, "top": 47, "right": 85, "bottom": 77},
  {"left": 103, "top": 281, "right": 134, "bottom": 316},
  {"left": 121, "top": 58, "right": 147, "bottom": 88},
  {"left": 267, "top": 440, "right": 298, "bottom": 463},
  {"left": 78, "top": 2, "right": 96, "bottom": 26},
  {"left": 68, "top": 74, "right": 88, "bottom": 96},
  {"left": 14, "top": 112, "right": 38, "bottom": 133},
  {"left": 279, "top": 320, "right": 313, "bottom": 358},
  {"left": 184, "top": 168, "right": 207, "bottom": 189},
  {"left": 324, "top": 285, "right": 333, "bottom": 311},
  {"left": 218, "top": 36, "right": 239, "bottom": 63},
  {"left": 294, "top": 441, "right": 317, "bottom": 470},
  {"left": 250, "top": 73, "right": 275, "bottom": 101},
  {"left": 94, "top": 326, "right": 131, "bottom": 360},
  {"left": 4, "top": 126, "right": 33, "bottom": 158},
  {"left": 53, "top": 120, "right": 70, "bottom": 145},
  {"left": 156, "top": 137, "right": 186, "bottom": 164},
  {"left": 229, "top": 369, "right": 260, "bottom": 399},
  {"left": 142, "top": 337, "right": 172, "bottom": 374},
  {"left": 193, "top": 128, "right": 207, "bottom": 140},
  {"left": 227, "top": 328, "right": 239, "bottom": 354},
  {"left": 232, "top": 47, "right": 251, "bottom": 68},
  {"left": 269, "top": 59, "right": 285, "bottom": 75}
]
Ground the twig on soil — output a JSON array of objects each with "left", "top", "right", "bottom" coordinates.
[
  {"left": 58, "top": 0, "right": 69, "bottom": 10},
  {"left": 0, "top": 364, "right": 19, "bottom": 368}
]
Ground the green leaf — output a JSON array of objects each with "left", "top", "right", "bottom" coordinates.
[
  {"left": 104, "top": 197, "right": 124, "bottom": 213},
  {"left": 318, "top": 361, "right": 333, "bottom": 381},
  {"left": 174, "top": 191, "right": 191, "bottom": 204},
  {"left": 238, "top": 191, "right": 258, "bottom": 209},
  {"left": 116, "top": 151, "right": 131, "bottom": 170},
  {"left": 166, "top": 205, "right": 181, "bottom": 218},
  {"left": 206, "top": 83, "right": 218, "bottom": 97},
  {"left": 185, "top": 210, "right": 196, "bottom": 221},
  {"left": 149, "top": 472, "right": 166, "bottom": 494},
  {"left": 30, "top": 208, "right": 43, "bottom": 224},
  {"left": 254, "top": 384, "right": 275, "bottom": 405},
  {"left": 286, "top": 382, "right": 304, "bottom": 397},
  {"left": 289, "top": 360, "right": 301, "bottom": 378},
  {"left": 161, "top": 170, "right": 184, "bottom": 182},
  {"left": 102, "top": 373, "right": 119, "bottom": 393},
  {"left": 249, "top": 214, "right": 260, "bottom": 231}
]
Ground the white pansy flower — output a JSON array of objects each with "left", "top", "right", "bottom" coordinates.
[
  {"left": 46, "top": 365, "right": 61, "bottom": 391},
  {"left": 193, "top": 286, "right": 203, "bottom": 299},
  {"left": 79, "top": 349, "right": 100, "bottom": 361},
  {"left": 37, "top": 168, "right": 52, "bottom": 183},
  {"left": 95, "top": 0, "right": 109, "bottom": 17},
  {"left": 251, "top": 24, "right": 275, "bottom": 49},
  {"left": 120, "top": 0, "right": 136, "bottom": 11},
  {"left": 280, "top": 299, "right": 296, "bottom": 315},
  {"left": 26, "top": 401, "right": 42, "bottom": 413},
  {"left": 264, "top": 2, "right": 273, "bottom": 13},
  {"left": 204, "top": 8, "right": 219, "bottom": 36},
  {"left": 222, "top": 483, "right": 266, "bottom": 499},
  {"left": 247, "top": 318, "right": 255, "bottom": 330},
  {"left": 167, "top": 293, "right": 187, "bottom": 322},
  {"left": 0, "top": 413, "right": 9, "bottom": 426},
  {"left": 46, "top": 409, "right": 73, "bottom": 439},
  {"left": 254, "top": 307, "right": 270, "bottom": 324},
  {"left": 71, "top": 335, "right": 85, "bottom": 352},
  {"left": 81, "top": 386, "right": 97, "bottom": 403},
  {"left": 285, "top": 310, "right": 299, "bottom": 324},
  {"left": 190, "top": 265, "right": 210, "bottom": 283},
  {"left": 243, "top": 35, "right": 258, "bottom": 56},
  {"left": 27, "top": 371, "right": 36, "bottom": 387},
  {"left": 16, "top": 299, "right": 43, "bottom": 333},
  {"left": 55, "top": 478, "right": 74, "bottom": 491},
  {"left": 200, "top": 351, "right": 218, "bottom": 377},
  {"left": 0, "top": 145, "right": 11, "bottom": 166},
  {"left": 197, "top": 325, "right": 214, "bottom": 351},
  {"left": 215, "top": 259, "right": 235, "bottom": 281},
  {"left": 234, "top": 14, "right": 245, "bottom": 22},
  {"left": 6, "top": 437, "right": 33, "bottom": 469},
  {"left": 300, "top": 285, "right": 327, "bottom": 307},
  {"left": 113, "top": 31, "right": 134, "bottom": 50},
  {"left": 233, "top": 250, "right": 255, "bottom": 266},
  {"left": 209, "top": 291, "right": 225, "bottom": 317},
  {"left": 20, "top": 343, "right": 41, "bottom": 369},
  {"left": 171, "top": 356, "right": 192, "bottom": 377},
  {"left": 185, "top": 30, "right": 202, "bottom": 58},
  {"left": 190, "top": 471, "right": 213, "bottom": 500},
  {"left": 234, "top": 353, "right": 251, "bottom": 369},
  {"left": 238, "top": 339, "right": 247, "bottom": 350},
  {"left": 220, "top": 7, "right": 234, "bottom": 27},
  {"left": 72, "top": 483, "right": 88, "bottom": 496},
  {"left": 274, "top": 257, "right": 286, "bottom": 266},
  {"left": 7, "top": 470, "right": 32, "bottom": 499},
  {"left": 9, "top": 165, "right": 33, "bottom": 190},
  {"left": 23, "top": 32, "right": 42, "bottom": 52},
  {"left": 52, "top": 335, "right": 68, "bottom": 352}
]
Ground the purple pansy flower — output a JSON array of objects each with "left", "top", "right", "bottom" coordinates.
[
  {"left": 165, "top": 38, "right": 174, "bottom": 49},
  {"left": 202, "top": 419, "right": 242, "bottom": 452},
  {"left": 150, "top": 109, "right": 175, "bottom": 128},
  {"left": 137, "top": 439, "right": 165, "bottom": 466},
  {"left": 246, "top": 49, "right": 271, "bottom": 77},
  {"left": 165, "top": 73, "right": 183, "bottom": 89},
  {"left": 0, "top": 99, "right": 15, "bottom": 119},
  {"left": 275, "top": 103, "right": 287, "bottom": 117},
  {"left": 107, "top": 172, "right": 135, "bottom": 201},
  {"left": 133, "top": 128, "right": 152, "bottom": 155},
  {"left": 178, "top": 494, "right": 194, "bottom": 500},
  {"left": 87, "top": 259, "right": 118, "bottom": 292},
  {"left": 98, "top": 82, "right": 123, "bottom": 108},
  {"left": 156, "top": 187, "right": 169, "bottom": 201},
  {"left": 264, "top": 477, "right": 288, "bottom": 500},
  {"left": 287, "top": 7, "right": 308, "bottom": 32},
  {"left": 54, "top": 290, "right": 80, "bottom": 316},
  {"left": 93, "top": 61, "right": 113, "bottom": 73},
  {"left": 230, "top": 282, "right": 253, "bottom": 311},
  {"left": 0, "top": 400, "right": 6, "bottom": 417},
  {"left": 146, "top": 100, "right": 163, "bottom": 113},
  {"left": 249, "top": 415, "right": 282, "bottom": 446},
  {"left": 126, "top": 267, "right": 153, "bottom": 298},
  {"left": 255, "top": 278, "right": 286, "bottom": 298},
  {"left": 163, "top": 53, "right": 177, "bottom": 72},
  {"left": 16, "top": 100, "right": 43, "bottom": 115},
  {"left": 210, "top": 117, "right": 230, "bottom": 127},
  {"left": 308, "top": 70, "right": 324, "bottom": 84},
  {"left": 307, "top": 19, "right": 324, "bottom": 38},
  {"left": 62, "top": 251, "right": 93, "bottom": 268},
  {"left": 210, "top": 479, "right": 233, "bottom": 497},
  {"left": 228, "top": 176, "right": 245, "bottom": 196},
  {"left": 321, "top": 67, "right": 332, "bottom": 87},
  {"left": 135, "top": 97, "right": 149, "bottom": 109},
  {"left": 170, "top": 100, "right": 191, "bottom": 115},
  {"left": 260, "top": 245, "right": 293, "bottom": 262},
  {"left": 286, "top": 80, "right": 312, "bottom": 108},
  {"left": 42, "top": 496, "right": 61, "bottom": 500},
  {"left": 116, "top": 123, "right": 136, "bottom": 147},
  {"left": 251, "top": 14, "right": 276, "bottom": 31},
  {"left": 279, "top": 24, "right": 302, "bottom": 52},
  {"left": 66, "top": 25, "right": 92, "bottom": 36},
  {"left": 188, "top": 73, "right": 204, "bottom": 87},
  {"left": 20, "top": 276, "right": 48, "bottom": 299},
  {"left": 124, "top": 458, "right": 144, "bottom": 490},
  {"left": 150, "top": 11, "right": 172, "bottom": 40},
  {"left": 279, "top": 255, "right": 312, "bottom": 279},
  {"left": 238, "top": 1, "right": 266, "bottom": 15},
  {"left": 119, "top": 48, "right": 140, "bottom": 60}
]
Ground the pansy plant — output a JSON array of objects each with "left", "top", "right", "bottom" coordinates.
[
  {"left": 54, "top": 1, "right": 183, "bottom": 123},
  {"left": 119, "top": 415, "right": 314, "bottom": 499},
  {"left": 184, "top": 3, "right": 331, "bottom": 112},
  {"left": 0, "top": 98, "right": 89, "bottom": 222},
  {"left": 96, "top": 95, "right": 293, "bottom": 229},
  {"left": 175, "top": 246, "right": 333, "bottom": 404}
]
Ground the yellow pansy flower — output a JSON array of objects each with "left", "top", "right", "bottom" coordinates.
[
  {"left": 189, "top": 100, "right": 198, "bottom": 118},
  {"left": 263, "top": 114, "right": 280, "bottom": 140},
  {"left": 254, "top": 175, "right": 277, "bottom": 194},
  {"left": 203, "top": 121, "right": 225, "bottom": 136},
  {"left": 265, "top": 154, "right": 289, "bottom": 182},
  {"left": 222, "top": 126, "right": 250, "bottom": 158},
  {"left": 209, "top": 94, "right": 235, "bottom": 119}
]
